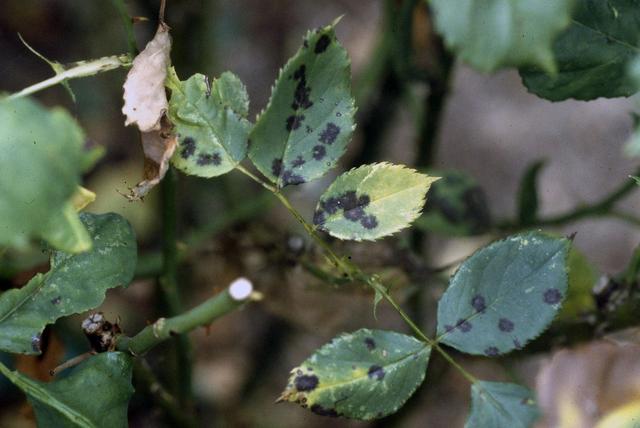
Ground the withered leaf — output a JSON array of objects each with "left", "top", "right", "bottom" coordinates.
[
  {"left": 127, "top": 116, "right": 177, "bottom": 200},
  {"left": 122, "top": 23, "right": 171, "bottom": 132}
]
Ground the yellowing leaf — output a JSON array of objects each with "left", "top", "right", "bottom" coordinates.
[{"left": 122, "top": 23, "right": 171, "bottom": 132}]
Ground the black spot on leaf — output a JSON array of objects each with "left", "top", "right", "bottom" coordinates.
[
  {"left": 319, "top": 123, "right": 340, "bottom": 145},
  {"left": 312, "top": 145, "right": 326, "bottom": 160},
  {"left": 364, "top": 337, "right": 376, "bottom": 350},
  {"left": 294, "top": 374, "right": 319, "bottom": 391},
  {"left": 358, "top": 194, "right": 371, "bottom": 207},
  {"left": 282, "top": 170, "right": 305, "bottom": 186},
  {"left": 456, "top": 318, "right": 472, "bottom": 333},
  {"left": 321, "top": 197, "right": 340, "bottom": 214},
  {"left": 344, "top": 206, "right": 365, "bottom": 222},
  {"left": 313, "top": 209, "right": 326, "bottom": 225},
  {"left": 484, "top": 347, "right": 499, "bottom": 357},
  {"left": 291, "top": 156, "right": 306, "bottom": 167},
  {"left": 444, "top": 324, "right": 455, "bottom": 333},
  {"left": 543, "top": 288, "right": 562, "bottom": 304},
  {"left": 368, "top": 365, "right": 385, "bottom": 380},
  {"left": 197, "top": 152, "right": 221, "bottom": 166},
  {"left": 471, "top": 295, "right": 486, "bottom": 313},
  {"left": 286, "top": 115, "right": 305, "bottom": 131},
  {"left": 498, "top": 318, "right": 514, "bottom": 332},
  {"left": 291, "top": 64, "right": 313, "bottom": 110},
  {"left": 360, "top": 215, "right": 378, "bottom": 229},
  {"left": 272, "top": 158, "right": 283, "bottom": 177},
  {"left": 315, "top": 34, "right": 331, "bottom": 53},
  {"left": 180, "top": 137, "right": 196, "bottom": 159},
  {"left": 310, "top": 404, "right": 339, "bottom": 417}
]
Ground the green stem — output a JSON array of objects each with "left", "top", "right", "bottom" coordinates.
[
  {"left": 6, "top": 54, "right": 132, "bottom": 101},
  {"left": 117, "top": 280, "right": 254, "bottom": 355},
  {"left": 498, "top": 171, "right": 640, "bottom": 231},
  {"left": 158, "top": 168, "right": 193, "bottom": 408},
  {"left": 234, "top": 166, "right": 479, "bottom": 385},
  {"left": 110, "top": 0, "right": 138, "bottom": 56}
]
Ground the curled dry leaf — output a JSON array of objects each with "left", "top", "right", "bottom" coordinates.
[
  {"left": 127, "top": 116, "right": 177, "bottom": 200},
  {"left": 122, "top": 23, "right": 171, "bottom": 132},
  {"left": 121, "top": 23, "right": 176, "bottom": 200},
  {"left": 536, "top": 340, "right": 640, "bottom": 428}
]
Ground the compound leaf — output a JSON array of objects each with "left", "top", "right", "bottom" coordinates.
[
  {"left": 249, "top": 19, "right": 355, "bottom": 188},
  {"left": 0, "top": 213, "right": 136, "bottom": 355},
  {"left": 429, "top": 0, "right": 575, "bottom": 73},
  {"left": 279, "top": 329, "right": 430, "bottom": 420},
  {"left": 521, "top": 0, "right": 640, "bottom": 101},
  {"left": 167, "top": 68, "right": 251, "bottom": 178},
  {"left": 0, "top": 97, "right": 93, "bottom": 252},
  {"left": 466, "top": 381, "right": 539, "bottom": 428},
  {"left": 437, "top": 232, "right": 570, "bottom": 356},
  {"left": 313, "top": 163, "right": 438, "bottom": 241},
  {"left": 0, "top": 352, "right": 133, "bottom": 428}
]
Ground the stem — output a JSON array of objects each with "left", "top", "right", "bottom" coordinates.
[
  {"left": 117, "top": 279, "right": 254, "bottom": 355},
  {"left": 498, "top": 170, "right": 640, "bottom": 231},
  {"left": 234, "top": 166, "right": 479, "bottom": 385},
  {"left": 158, "top": 168, "right": 193, "bottom": 407},
  {"left": 133, "top": 359, "right": 197, "bottom": 428},
  {"left": 110, "top": 0, "right": 138, "bottom": 56},
  {"left": 6, "top": 54, "right": 132, "bottom": 101}
]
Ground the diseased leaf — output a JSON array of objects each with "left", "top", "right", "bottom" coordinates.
[
  {"left": 415, "top": 170, "right": 491, "bottom": 236},
  {"left": 436, "top": 232, "right": 570, "bottom": 356},
  {"left": 122, "top": 23, "right": 171, "bottom": 132},
  {"left": 167, "top": 69, "right": 251, "bottom": 177},
  {"left": 0, "top": 352, "right": 133, "bottom": 428},
  {"left": 521, "top": 0, "right": 640, "bottom": 101},
  {"left": 248, "top": 19, "right": 355, "bottom": 188},
  {"left": 0, "top": 97, "right": 93, "bottom": 252},
  {"left": 430, "top": 0, "right": 575, "bottom": 73},
  {"left": 466, "top": 381, "right": 539, "bottom": 428},
  {"left": 279, "top": 329, "right": 430, "bottom": 420},
  {"left": 126, "top": 117, "right": 177, "bottom": 200},
  {"left": 517, "top": 160, "right": 546, "bottom": 226},
  {"left": 313, "top": 163, "right": 438, "bottom": 241},
  {"left": 0, "top": 213, "right": 136, "bottom": 355}
]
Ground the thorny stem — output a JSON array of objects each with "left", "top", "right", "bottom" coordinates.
[
  {"left": 6, "top": 54, "right": 132, "bottom": 101},
  {"left": 110, "top": 0, "right": 138, "bottom": 56},
  {"left": 235, "top": 166, "right": 479, "bottom": 385}
]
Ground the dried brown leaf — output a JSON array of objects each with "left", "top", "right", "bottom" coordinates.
[
  {"left": 126, "top": 116, "right": 177, "bottom": 200},
  {"left": 122, "top": 23, "right": 171, "bottom": 132},
  {"left": 536, "top": 341, "right": 640, "bottom": 427}
]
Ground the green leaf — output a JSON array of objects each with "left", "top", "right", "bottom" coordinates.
[
  {"left": 167, "top": 68, "right": 252, "bottom": 178},
  {"left": 313, "top": 163, "right": 438, "bottom": 241},
  {"left": 248, "top": 19, "right": 355, "bottom": 188},
  {"left": 559, "top": 247, "right": 597, "bottom": 321},
  {"left": 279, "top": 329, "right": 430, "bottom": 420},
  {"left": 0, "top": 352, "right": 133, "bottom": 428},
  {"left": 436, "top": 232, "right": 570, "bottom": 356},
  {"left": 466, "top": 381, "right": 539, "bottom": 428},
  {"left": 0, "top": 97, "right": 93, "bottom": 252},
  {"left": 520, "top": 0, "right": 640, "bottom": 101},
  {"left": 517, "top": 160, "right": 546, "bottom": 226},
  {"left": 429, "top": 0, "right": 575, "bottom": 73},
  {"left": 414, "top": 170, "right": 491, "bottom": 236},
  {"left": 0, "top": 213, "right": 136, "bottom": 355}
]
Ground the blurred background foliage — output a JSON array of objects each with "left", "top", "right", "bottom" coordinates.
[{"left": 1, "top": 0, "right": 640, "bottom": 427}]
